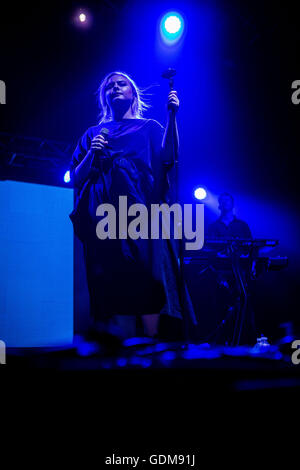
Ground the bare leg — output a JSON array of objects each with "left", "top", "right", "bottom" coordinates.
[{"left": 142, "top": 314, "right": 160, "bottom": 337}]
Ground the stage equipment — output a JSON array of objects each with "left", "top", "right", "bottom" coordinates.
[
  {"left": 0, "top": 132, "right": 73, "bottom": 187},
  {"left": 0, "top": 180, "right": 73, "bottom": 346},
  {"left": 161, "top": 67, "right": 192, "bottom": 339},
  {"left": 194, "top": 187, "right": 207, "bottom": 200},
  {"left": 160, "top": 12, "right": 184, "bottom": 45},
  {"left": 72, "top": 8, "right": 92, "bottom": 29},
  {"left": 184, "top": 238, "right": 288, "bottom": 346},
  {"left": 79, "top": 13, "right": 87, "bottom": 23},
  {"left": 64, "top": 170, "right": 71, "bottom": 183},
  {"left": 162, "top": 68, "right": 176, "bottom": 90}
]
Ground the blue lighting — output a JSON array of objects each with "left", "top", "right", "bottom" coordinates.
[
  {"left": 160, "top": 351, "right": 177, "bottom": 362},
  {"left": 64, "top": 170, "right": 71, "bottom": 183},
  {"left": 123, "top": 337, "right": 155, "bottom": 347},
  {"left": 194, "top": 187, "right": 207, "bottom": 200},
  {"left": 160, "top": 12, "right": 184, "bottom": 45},
  {"left": 165, "top": 15, "right": 181, "bottom": 34},
  {"left": 116, "top": 358, "right": 127, "bottom": 367}
]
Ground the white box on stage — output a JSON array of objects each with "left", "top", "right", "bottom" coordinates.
[{"left": 0, "top": 181, "right": 74, "bottom": 346}]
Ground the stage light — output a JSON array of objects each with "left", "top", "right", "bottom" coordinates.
[
  {"left": 79, "top": 13, "right": 87, "bottom": 23},
  {"left": 194, "top": 187, "right": 207, "bottom": 200},
  {"left": 116, "top": 358, "right": 127, "bottom": 367},
  {"left": 64, "top": 170, "right": 71, "bottom": 183},
  {"left": 72, "top": 9, "right": 92, "bottom": 29},
  {"left": 160, "top": 12, "right": 184, "bottom": 45},
  {"left": 165, "top": 15, "right": 181, "bottom": 34}
]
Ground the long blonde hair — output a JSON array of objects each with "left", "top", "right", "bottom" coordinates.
[{"left": 97, "top": 71, "right": 151, "bottom": 124}]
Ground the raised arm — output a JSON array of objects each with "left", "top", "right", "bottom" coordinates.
[{"left": 162, "top": 90, "right": 179, "bottom": 164}]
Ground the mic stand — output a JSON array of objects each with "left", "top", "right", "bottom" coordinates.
[{"left": 163, "top": 68, "right": 189, "bottom": 341}]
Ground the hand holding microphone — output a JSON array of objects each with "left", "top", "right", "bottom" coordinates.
[
  {"left": 91, "top": 127, "right": 109, "bottom": 152},
  {"left": 90, "top": 127, "right": 110, "bottom": 171},
  {"left": 162, "top": 68, "right": 179, "bottom": 114},
  {"left": 167, "top": 90, "right": 179, "bottom": 113}
]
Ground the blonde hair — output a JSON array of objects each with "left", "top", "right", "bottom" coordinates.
[{"left": 97, "top": 71, "right": 151, "bottom": 124}]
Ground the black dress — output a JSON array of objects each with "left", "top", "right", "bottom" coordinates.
[{"left": 69, "top": 118, "right": 196, "bottom": 326}]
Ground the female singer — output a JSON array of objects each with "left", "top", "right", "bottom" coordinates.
[{"left": 69, "top": 71, "right": 195, "bottom": 341}]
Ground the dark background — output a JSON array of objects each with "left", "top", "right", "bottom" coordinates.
[{"left": 1, "top": 0, "right": 299, "bottom": 340}]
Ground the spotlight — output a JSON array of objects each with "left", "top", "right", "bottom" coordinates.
[
  {"left": 64, "top": 170, "right": 71, "bottom": 183},
  {"left": 194, "top": 187, "right": 207, "bottom": 200},
  {"left": 160, "top": 11, "right": 184, "bottom": 45},
  {"left": 79, "top": 13, "right": 87, "bottom": 23},
  {"left": 72, "top": 9, "right": 92, "bottom": 28},
  {"left": 165, "top": 15, "right": 181, "bottom": 34}
]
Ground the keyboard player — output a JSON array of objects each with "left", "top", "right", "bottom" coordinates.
[{"left": 207, "top": 192, "right": 252, "bottom": 239}]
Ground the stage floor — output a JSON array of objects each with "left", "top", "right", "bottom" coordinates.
[{"left": 4, "top": 338, "right": 300, "bottom": 392}]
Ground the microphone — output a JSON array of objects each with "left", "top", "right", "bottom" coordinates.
[
  {"left": 162, "top": 68, "right": 176, "bottom": 90},
  {"left": 99, "top": 127, "right": 109, "bottom": 141},
  {"left": 162, "top": 68, "right": 177, "bottom": 115},
  {"left": 91, "top": 127, "right": 110, "bottom": 171}
]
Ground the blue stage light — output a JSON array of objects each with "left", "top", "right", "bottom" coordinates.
[
  {"left": 160, "top": 12, "right": 184, "bottom": 44},
  {"left": 194, "top": 187, "right": 207, "bottom": 200},
  {"left": 64, "top": 170, "right": 71, "bottom": 183},
  {"left": 116, "top": 358, "right": 127, "bottom": 367},
  {"left": 165, "top": 15, "right": 181, "bottom": 34}
]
